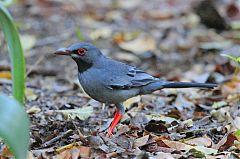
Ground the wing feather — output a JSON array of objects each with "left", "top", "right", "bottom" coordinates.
[{"left": 108, "top": 66, "right": 158, "bottom": 89}]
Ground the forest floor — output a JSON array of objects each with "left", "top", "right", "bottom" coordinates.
[{"left": 0, "top": 0, "right": 240, "bottom": 158}]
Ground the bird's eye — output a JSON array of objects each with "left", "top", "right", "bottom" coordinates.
[{"left": 77, "top": 48, "right": 87, "bottom": 56}]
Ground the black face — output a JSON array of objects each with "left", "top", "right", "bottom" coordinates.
[{"left": 55, "top": 42, "right": 103, "bottom": 73}]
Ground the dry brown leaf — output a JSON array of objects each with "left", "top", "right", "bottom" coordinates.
[
  {"left": 55, "top": 149, "right": 71, "bottom": 159},
  {"left": 1, "top": 146, "right": 13, "bottom": 158},
  {"left": 78, "top": 146, "right": 91, "bottom": 158},
  {"left": 219, "top": 134, "right": 237, "bottom": 151},
  {"left": 134, "top": 135, "right": 150, "bottom": 148},
  {"left": 54, "top": 146, "right": 90, "bottom": 159},
  {"left": 221, "top": 80, "right": 240, "bottom": 97},
  {"left": 0, "top": 71, "right": 11, "bottom": 80},
  {"left": 162, "top": 140, "right": 192, "bottom": 151}
]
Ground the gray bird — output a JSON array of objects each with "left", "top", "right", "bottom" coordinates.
[{"left": 55, "top": 42, "right": 217, "bottom": 136}]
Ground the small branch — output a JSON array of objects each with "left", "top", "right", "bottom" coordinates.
[{"left": 42, "top": 129, "right": 73, "bottom": 148}]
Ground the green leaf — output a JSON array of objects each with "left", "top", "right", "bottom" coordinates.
[
  {"left": 188, "top": 148, "right": 205, "bottom": 158},
  {"left": 0, "top": 4, "right": 26, "bottom": 104},
  {"left": 221, "top": 54, "right": 240, "bottom": 65},
  {"left": 234, "top": 129, "right": 240, "bottom": 141},
  {"left": 0, "top": 93, "right": 30, "bottom": 159},
  {"left": 56, "top": 106, "right": 93, "bottom": 120}
]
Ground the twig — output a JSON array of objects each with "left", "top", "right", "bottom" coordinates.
[
  {"left": 26, "top": 55, "right": 45, "bottom": 77},
  {"left": 42, "top": 129, "right": 73, "bottom": 148}
]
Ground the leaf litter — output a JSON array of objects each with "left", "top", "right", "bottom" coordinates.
[{"left": 0, "top": 0, "right": 240, "bottom": 158}]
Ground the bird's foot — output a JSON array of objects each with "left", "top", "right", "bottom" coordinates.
[{"left": 107, "top": 111, "right": 123, "bottom": 137}]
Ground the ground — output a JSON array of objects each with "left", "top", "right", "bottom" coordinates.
[{"left": 0, "top": 0, "right": 240, "bottom": 158}]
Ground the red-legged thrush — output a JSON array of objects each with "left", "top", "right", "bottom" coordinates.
[{"left": 55, "top": 42, "right": 217, "bottom": 137}]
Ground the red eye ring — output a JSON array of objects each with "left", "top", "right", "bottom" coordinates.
[{"left": 77, "top": 48, "right": 87, "bottom": 56}]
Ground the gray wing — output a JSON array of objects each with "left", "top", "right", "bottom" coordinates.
[{"left": 107, "top": 66, "right": 158, "bottom": 90}]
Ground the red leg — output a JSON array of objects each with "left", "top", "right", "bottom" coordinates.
[{"left": 107, "top": 111, "right": 123, "bottom": 137}]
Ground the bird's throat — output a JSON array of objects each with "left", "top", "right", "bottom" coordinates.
[{"left": 73, "top": 58, "right": 93, "bottom": 73}]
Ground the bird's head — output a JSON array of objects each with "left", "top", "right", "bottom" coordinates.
[
  {"left": 55, "top": 42, "right": 102, "bottom": 64},
  {"left": 54, "top": 43, "right": 103, "bottom": 72}
]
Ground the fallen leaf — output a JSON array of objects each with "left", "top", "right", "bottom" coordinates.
[
  {"left": 145, "top": 120, "right": 168, "bottom": 134},
  {"left": 113, "top": 31, "right": 140, "bottom": 44},
  {"left": 233, "top": 117, "right": 240, "bottom": 129},
  {"left": 123, "top": 95, "right": 140, "bottom": 109},
  {"left": 184, "top": 135, "right": 212, "bottom": 147},
  {"left": 163, "top": 140, "right": 217, "bottom": 155},
  {"left": 155, "top": 152, "right": 175, "bottom": 159},
  {"left": 118, "top": 35, "right": 156, "bottom": 53},
  {"left": 174, "top": 94, "right": 194, "bottom": 111},
  {"left": 1, "top": 146, "right": 13, "bottom": 158},
  {"left": 162, "top": 140, "right": 192, "bottom": 151},
  {"left": 211, "top": 107, "right": 231, "bottom": 122},
  {"left": 194, "top": 146, "right": 217, "bottom": 155},
  {"left": 182, "top": 119, "right": 193, "bottom": 127},
  {"left": 55, "top": 149, "right": 71, "bottom": 159},
  {"left": 0, "top": 71, "right": 11, "bottom": 79},
  {"left": 78, "top": 146, "right": 91, "bottom": 158},
  {"left": 134, "top": 135, "right": 150, "bottom": 148},
  {"left": 212, "top": 101, "right": 228, "bottom": 109},
  {"left": 25, "top": 88, "right": 38, "bottom": 101},
  {"left": 234, "top": 129, "right": 240, "bottom": 141},
  {"left": 56, "top": 106, "right": 93, "bottom": 120},
  {"left": 26, "top": 106, "right": 41, "bottom": 114},
  {"left": 147, "top": 114, "right": 178, "bottom": 124},
  {"left": 90, "top": 27, "right": 112, "bottom": 40},
  {"left": 199, "top": 41, "right": 233, "bottom": 51},
  {"left": 20, "top": 34, "right": 36, "bottom": 51}
]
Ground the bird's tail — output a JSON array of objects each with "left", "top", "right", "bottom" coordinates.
[
  {"left": 162, "top": 81, "right": 217, "bottom": 89},
  {"left": 139, "top": 80, "right": 217, "bottom": 95}
]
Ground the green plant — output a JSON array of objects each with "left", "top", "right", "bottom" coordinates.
[
  {"left": 0, "top": 3, "right": 29, "bottom": 159},
  {"left": 0, "top": 94, "right": 29, "bottom": 159},
  {"left": 0, "top": 4, "right": 25, "bottom": 104},
  {"left": 221, "top": 54, "right": 240, "bottom": 80}
]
